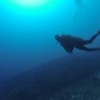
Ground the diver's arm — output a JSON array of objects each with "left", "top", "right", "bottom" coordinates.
[{"left": 63, "top": 46, "right": 74, "bottom": 53}]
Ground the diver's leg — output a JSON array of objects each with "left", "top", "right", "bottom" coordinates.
[
  {"left": 77, "top": 46, "right": 100, "bottom": 52},
  {"left": 83, "top": 31, "right": 100, "bottom": 45}
]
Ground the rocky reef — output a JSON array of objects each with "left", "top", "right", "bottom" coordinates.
[{"left": 0, "top": 52, "right": 100, "bottom": 100}]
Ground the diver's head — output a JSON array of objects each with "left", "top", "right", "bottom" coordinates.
[{"left": 55, "top": 34, "right": 61, "bottom": 42}]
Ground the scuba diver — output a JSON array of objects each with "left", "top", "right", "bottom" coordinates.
[{"left": 55, "top": 31, "right": 100, "bottom": 53}]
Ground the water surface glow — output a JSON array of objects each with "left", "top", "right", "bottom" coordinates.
[
  {"left": 1, "top": 0, "right": 62, "bottom": 14},
  {"left": 11, "top": 0, "right": 52, "bottom": 8}
]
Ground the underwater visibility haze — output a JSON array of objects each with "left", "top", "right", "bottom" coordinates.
[{"left": 0, "top": 0, "right": 100, "bottom": 99}]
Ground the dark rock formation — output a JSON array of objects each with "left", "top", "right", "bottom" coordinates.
[{"left": 0, "top": 52, "right": 100, "bottom": 100}]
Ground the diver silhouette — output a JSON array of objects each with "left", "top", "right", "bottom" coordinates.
[{"left": 55, "top": 31, "right": 100, "bottom": 53}]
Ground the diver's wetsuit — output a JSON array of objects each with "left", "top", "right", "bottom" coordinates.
[{"left": 55, "top": 32, "right": 100, "bottom": 53}]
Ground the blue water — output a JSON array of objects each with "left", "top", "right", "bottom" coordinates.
[{"left": 0, "top": 0, "right": 100, "bottom": 83}]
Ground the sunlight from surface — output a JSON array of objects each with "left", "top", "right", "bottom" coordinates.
[
  {"left": 11, "top": 0, "right": 51, "bottom": 8},
  {"left": 0, "top": 0, "right": 62, "bottom": 15}
]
